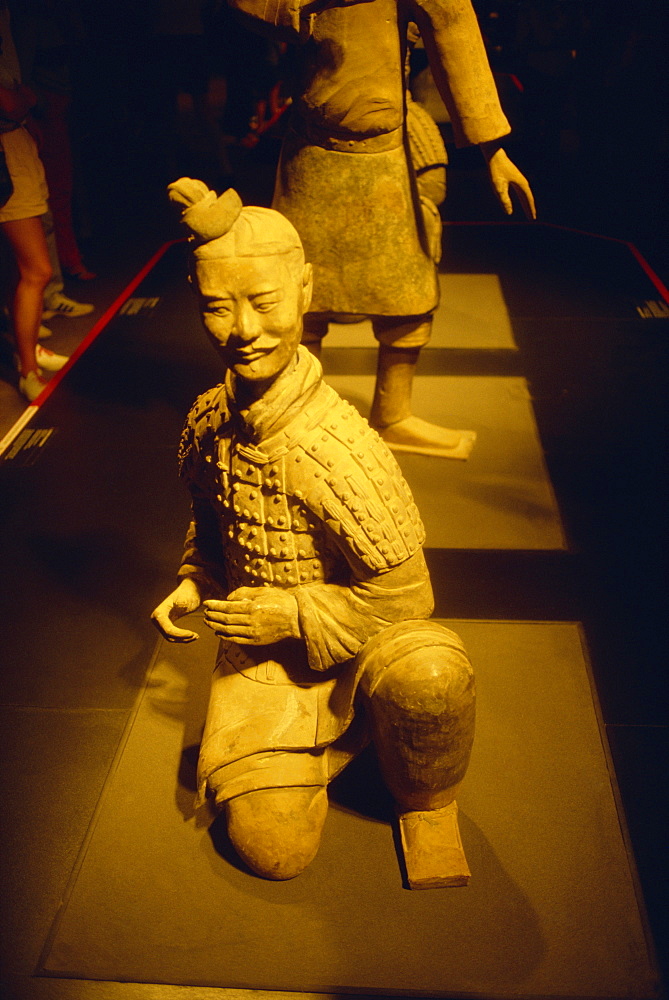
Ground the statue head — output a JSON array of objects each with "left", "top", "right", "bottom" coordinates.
[{"left": 168, "top": 178, "right": 313, "bottom": 384}]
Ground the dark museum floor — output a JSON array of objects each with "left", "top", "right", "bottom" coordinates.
[{"left": 0, "top": 153, "right": 667, "bottom": 1000}]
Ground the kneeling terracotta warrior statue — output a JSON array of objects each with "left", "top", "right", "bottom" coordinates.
[{"left": 152, "top": 178, "right": 476, "bottom": 888}]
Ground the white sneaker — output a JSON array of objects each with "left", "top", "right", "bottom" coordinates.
[
  {"left": 38, "top": 323, "right": 52, "bottom": 339},
  {"left": 43, "top": 291, "right": 94, "bottom": 318},
  {"left": 36, "top": 344, "right": 69, "bottom": 371},
  {"left": 18, "top": 370, "right": 48, "bottom": 402}
]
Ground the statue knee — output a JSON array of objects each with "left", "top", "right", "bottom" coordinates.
[
  {"left": 225, "top": 785, "right": 328, "bottom": 880},
  {"left": 360, "top": 620, "right": 475, "bottom": 717},
  {"left": 358, "top": 621, "right": 475, "bottom": 810}
]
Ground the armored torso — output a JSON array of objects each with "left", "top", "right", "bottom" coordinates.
[{"left": 179, "top": 350, "right": 425, "bottom": 593}]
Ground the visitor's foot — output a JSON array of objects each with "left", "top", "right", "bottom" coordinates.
[
  {"left": 18, "top": 371, "right": 48, "bottom": 402},
  {"left": 36, "top": 345, "right": 69, "bottom": 371},
  {"left": 43, "top": 291, "right": 94, "bottom": 318},
  {"left": 398, "top": 800, "right": 471, "bottom": 889},
  {"left": 375, "top": 415, "right": 476, "bottom": 459}
]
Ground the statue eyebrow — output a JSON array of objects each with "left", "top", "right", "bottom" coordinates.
[
  {"left": 202, "top": 287, "right": 284, "bottom": 305},
  {"left": 203, "top": 295, "right": 233, "bottom": 305},
  {"left": 248, "top": 287, "right": 283, "bottom": 299}
]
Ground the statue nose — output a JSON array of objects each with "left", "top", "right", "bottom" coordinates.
[{"left": 234, "top": 301, "right": 259, "bottom": 341}]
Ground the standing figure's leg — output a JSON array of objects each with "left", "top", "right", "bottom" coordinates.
[
  {"left": 370, "top": 315, "right": 476, "bottom": 460},
  {"left": 358, "top": 619, "right": 476, "bottom": 887},
  {"left": 301, "top": 313, "right": 330, "bottom": 360}
]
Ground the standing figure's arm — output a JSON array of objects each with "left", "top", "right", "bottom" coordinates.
[{"left": 411, "top": 0, "right": 536, "bottom": 218}]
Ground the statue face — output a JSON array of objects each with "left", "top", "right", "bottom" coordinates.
[{"left": 195, "top": 255, "right": 312, "bottom": 382}]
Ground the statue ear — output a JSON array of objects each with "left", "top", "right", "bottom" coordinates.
[{"left": 302, "top": 263, "right": 313, "bottom": 314}]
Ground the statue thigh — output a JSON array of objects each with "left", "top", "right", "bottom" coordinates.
[
  {"left": 221, "top": 620, "right": 474, "bottom": 878},
  {"left": 357, "top": 620, "right": 476, "bottom": 812}
]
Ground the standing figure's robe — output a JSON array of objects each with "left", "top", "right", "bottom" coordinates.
[{"left": 229, "top": 0, "right": 511, "bottom": 317}]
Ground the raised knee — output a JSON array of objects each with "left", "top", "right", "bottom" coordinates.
[
  {"left": 225, "top": 785, "right": 328, "bottom": 880},
  {"left": 360, "top": 620, "right": 475, "bottom": 717}
]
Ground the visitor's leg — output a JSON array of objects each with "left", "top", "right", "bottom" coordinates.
[{"left": 2, "top": 216, "right": 52, "bottom": 386}]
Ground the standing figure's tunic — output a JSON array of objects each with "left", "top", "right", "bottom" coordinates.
[
  {"left": 230, "top": 0, "right": 511, "bottom": 316},
  {"left": 178, "top": 349, "right": 434, "bottom": 801}
]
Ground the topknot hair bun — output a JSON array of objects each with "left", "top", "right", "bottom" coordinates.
[{"left": 167, "top": 178, "right": 243, "bottom": 243}]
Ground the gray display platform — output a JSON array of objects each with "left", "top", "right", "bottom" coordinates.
[
  {"left": 326, "top": 375, "right": 566, "bottom": 550},
  {"left": 39, "top": 620, "right": 658, "bottom": 998},
  {"left": 327, "top": 273, "right": 517, "bottom": 350}
]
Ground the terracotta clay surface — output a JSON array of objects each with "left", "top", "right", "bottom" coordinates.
[
  {"left": 151, "top": 180, "right": 476, "bottom": 886},
  {"left": 228, "top": 0, "right": 536, "bottom": 458}
]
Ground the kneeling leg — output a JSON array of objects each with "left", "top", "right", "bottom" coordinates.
[
  {"left": 359, "top": 620, "right": 475, "bottom": 887},
  {"left": 225, "top": 785, "right": 328, "bottom": 881}
]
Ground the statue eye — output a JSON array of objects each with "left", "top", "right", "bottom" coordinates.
[
  {"left": 254, "top": 299, "right": 279, "bottom": 313},
  {"left": 210, "top": 302, "right": 232, "bottom": 317}
]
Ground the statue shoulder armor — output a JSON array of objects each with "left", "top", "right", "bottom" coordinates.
[
  {"left": 284, "top": 394, "right": 426, "bottom": 572},
  {"left": 178, "top": 383, "right": 228, "bottom": 476}
]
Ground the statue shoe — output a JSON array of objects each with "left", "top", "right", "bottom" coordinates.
[{"left": 398, "top": 800, "right": 471, "bottom": 889}]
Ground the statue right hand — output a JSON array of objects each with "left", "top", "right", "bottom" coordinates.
[{"left": 151, "top": 578, "right": 203, "bottom": 643}]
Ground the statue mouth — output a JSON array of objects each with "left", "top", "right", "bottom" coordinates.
[{"left": 232, "top": 347, "right": 274, "bottom": 362}]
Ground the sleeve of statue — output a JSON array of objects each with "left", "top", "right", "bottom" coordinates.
[
  {"left": 280, "top": 388, "right": 434, "bottom": 671},
  {"left": 293, "top": 550, "right": 435, "bottom": 672},
  {"left": 410, "top": 0, "right": 511, "bottom": 147},
  {"left": 176, "top": 503, "right": 228, "bottom": 597},
  {"left": 175, "top": 389, "right": 229, "bottom": 597}
]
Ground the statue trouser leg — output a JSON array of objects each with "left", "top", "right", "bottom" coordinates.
[
  {"left": 358, "top": 620, "right": 476, "bottom": 887},
  {"left": 370, "top": 316, "right": 476, "bottom": 460},
  {"left": 225, "top": 784, "right": 329, "bottom": 881},
  {"left": 206, "top": 749, "right": 330, "bottom": 881}
]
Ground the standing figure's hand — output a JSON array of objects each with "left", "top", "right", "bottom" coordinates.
[
  {"left": 203, "top": 587, "right": 300, "bottom": 645},
  {"left": 151, "top": 577, "right": 204, "bottom": 643},
  {"left": 484, "top": 146, "right": 536, "bottom": 220}
]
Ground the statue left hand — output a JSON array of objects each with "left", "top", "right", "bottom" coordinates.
[
  {"left": 203, "top": 587, "right": 301, "bottom": 645},
  {"left": 485, "top": 147, "right": 536, "bottom": 220}
]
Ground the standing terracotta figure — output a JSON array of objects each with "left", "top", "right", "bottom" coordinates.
[
  {"left": 152, "top": 179, "right": 476, "bottom": 887},
  {"left": 226, "top": 0, "right": 536, "bottom": 458}
]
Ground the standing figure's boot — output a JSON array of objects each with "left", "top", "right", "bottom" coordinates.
[
  {"left": 301, "top": 314, "right": 330, "bottom": 360},
  {"left": 358, "top": 620, "right": 476, "bottom": 887},
  {"left": 369, "top": 322, "right": 476, "bottom": 459}
]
